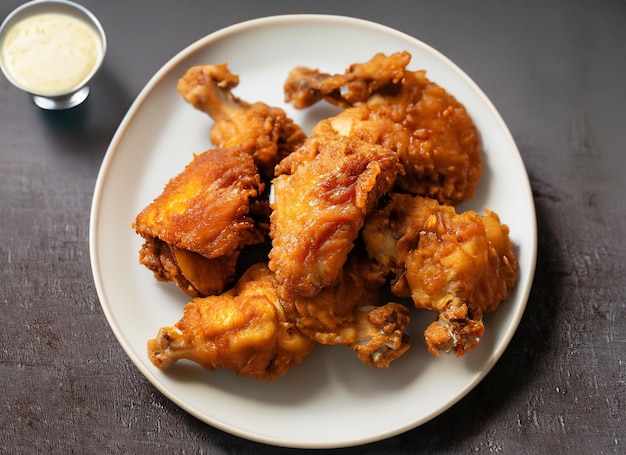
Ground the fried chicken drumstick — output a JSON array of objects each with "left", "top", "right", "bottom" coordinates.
[
  {"left": 177, "top": 63, "right": 306, "bottom": 181},
  {"left": 284, "top": 51, "right": 482, "bottom": 205},
  {"left": 362, "top": 194, "right": 518, "bottom": 356},
  {"left": 148, "top": 264, "right": 315, "bottom": 381}
]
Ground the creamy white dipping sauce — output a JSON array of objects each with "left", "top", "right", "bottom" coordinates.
[{"left": 1, "top": 12, "right": 102, "bottom": 95}]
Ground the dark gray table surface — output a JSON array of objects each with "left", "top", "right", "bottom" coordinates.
[{"left": 1, "top": 0, "right": 624, "bottom": 453}]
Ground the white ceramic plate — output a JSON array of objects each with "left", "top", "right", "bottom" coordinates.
[{"left": 90, "top": 15, "right": 537, "bottom": 449}]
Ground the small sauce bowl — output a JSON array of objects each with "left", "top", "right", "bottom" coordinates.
[{"left": 0, "top": 0, "right": 106, "bottom": 109}]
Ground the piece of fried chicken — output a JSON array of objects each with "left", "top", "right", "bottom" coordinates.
[
  {"left": 283, "top": 52, "right": 482, "bottom": 205},
  {"left": 177, "top": 63, "right": 306, "bottom": 181},
  {"left": 147, "top": 263, "right": 316, "bottom": 381},
  {"left": 147, "top": 262, "right": 411, "bottom": 380},
  {"left": 134, "top": 147, "right": 266, "bottom": 297},
  {"left": 269, "top": 134, "right": 400, "bottom": 299},
  {"left": 362, "top": 193, "right": 518, "bottom": 356},
  {"left": 279, "top": 250, "right": 411, "bottom": 368}
]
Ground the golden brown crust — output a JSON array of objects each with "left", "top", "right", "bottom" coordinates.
[
  {"left": 138, "top": 237, "right": 239, "bottom": 297},
  {"left": 178, "top": 64, "right": 306, "bottom": 181},
  {"left": 269, "top": 135, "right": 399, "bottom": 298},
  {"left": 147, "top": 264, "right": 316, "bottom": 380},
  {"left": 362, "top": 193, "right": 518, "bottom": 356},
  {"left": 134, "top": 148, "right": 265, "bottom": 259}
]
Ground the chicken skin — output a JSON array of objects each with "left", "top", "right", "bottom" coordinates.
[
  {"left": 362, "top": 194, "right": 518, "bottom": 356},
  {"left": 177, "top": 63, "right": 306, "bottom": 181},
  {"left": 147, "top": 262, "right": 411, "bottom": 380},
  {"left": 284, "top": 51, "right": 482, "bottom": 205},
  {"left": 134, "top": 147, "right": 266, "bottom": 297},
  {"left": 269, "top": 134, "right": 400, "bottom": 298}
]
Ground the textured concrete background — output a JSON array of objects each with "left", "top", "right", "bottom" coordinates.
[{"left": 1, "top": 0, "right": 624, "bottom": 453}]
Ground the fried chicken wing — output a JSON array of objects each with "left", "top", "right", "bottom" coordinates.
[
  {"left": 178, "top": 64, "right": 306, "bottom": 180},
  {"left": 284, "top": 52, "right": 482, "bottom": 205},
  {"left": 269, "top": 134, "right": 399, "bottom": 298},
  {"left": 362, "top": 193, "right": 518, "bottom": 356},
  {"left": 133, "top": 147, "right": 265, "bottom": 297}
]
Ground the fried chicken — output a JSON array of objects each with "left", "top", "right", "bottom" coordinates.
[
  {"left": 350, "top": 302, "right": 410, "bottom": 368},
  {"left": 284, "top": 52, "right": 482, "bottom": 205},
  {"left": 362, "top": 193, "right": 518, "bottom": 356},
  {"left": 147, "top": 263, "right": 316, "bottom": 381},
  {"left": 269, "top": 134, "right": 400, "bottom": 298},
  {"left": 177, "top": 63, "right": 306, "bottom": 181},
  {"left": 133, "top": 147, "right": 265, "bottom": 297},
  {"left": 282, "top": 251, "right": 411, "bottom": 368},
  {"left": 147, "top": 262, "right": 410, "bottom": 380},
  {"left": 141, "top": 54, "right": 518, "bottom": 382},
  {"left": 284, "top": 51, "right": 409, "bottom": 109}
]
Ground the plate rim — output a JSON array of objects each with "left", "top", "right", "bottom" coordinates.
[{"left": 89, "top": 13, "right": 537, "bottom": 449}]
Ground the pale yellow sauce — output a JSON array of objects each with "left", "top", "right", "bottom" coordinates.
[{"left": 1, "top": 13, "right": 102, "bottom": 95}]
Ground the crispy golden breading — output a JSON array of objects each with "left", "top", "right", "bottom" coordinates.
[
  {"left": 350, "top": 302, "right": 411, "bottom": 368},
  {"left": 284, "top": 51, "right": 411, "bottom": 109},
  {"left": 284, "top": 52, "right": 482, "bottom": 205},
  {"left": 133, "top": 147, "right": 265, "bottom": 296},
  {"left": 138, "top": 238, "right": 239, "bottom": 297},
  {"left": 281, "top": 252, "right": 411, "bottom": 367},
  {"left": 134, "top": 148, "right": 264, "bottom": 258},
  {"left": 269, "top": 134, "right": 399, "bottom": 298},
  {"left": 362, "top": 193, "right": 518, "bottom": 356}
]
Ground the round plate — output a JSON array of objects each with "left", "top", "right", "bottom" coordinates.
[{"left": 90, "top": 14, "right": 537, "bottom": 449}]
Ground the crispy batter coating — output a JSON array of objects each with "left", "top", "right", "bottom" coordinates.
[
  {"left": 362, "top": 194, "right": 518, "bottom": 356},
  {"left": 138, "top": 238, "right": 239, "bottom": 297},
  {"left": 351, "top": 302, "right": 411, "bottom": 368},
  {"left": 284, "top": 51, "right": 410, "bottom": 109},
  {"left": 280, "top": 252, "right": 411, "bottom": 367},
  {"left": 284, "top": 52, "right": 482, "bottom": 205},
  {"left": 176, "top": 62, "right": 243, "bottom": 121},
  {"left": 134, "top": 147, "right": 265, "bottom": 296},
  {"left": 269, "top": 135, "right": 399, "bottom": 298}
]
